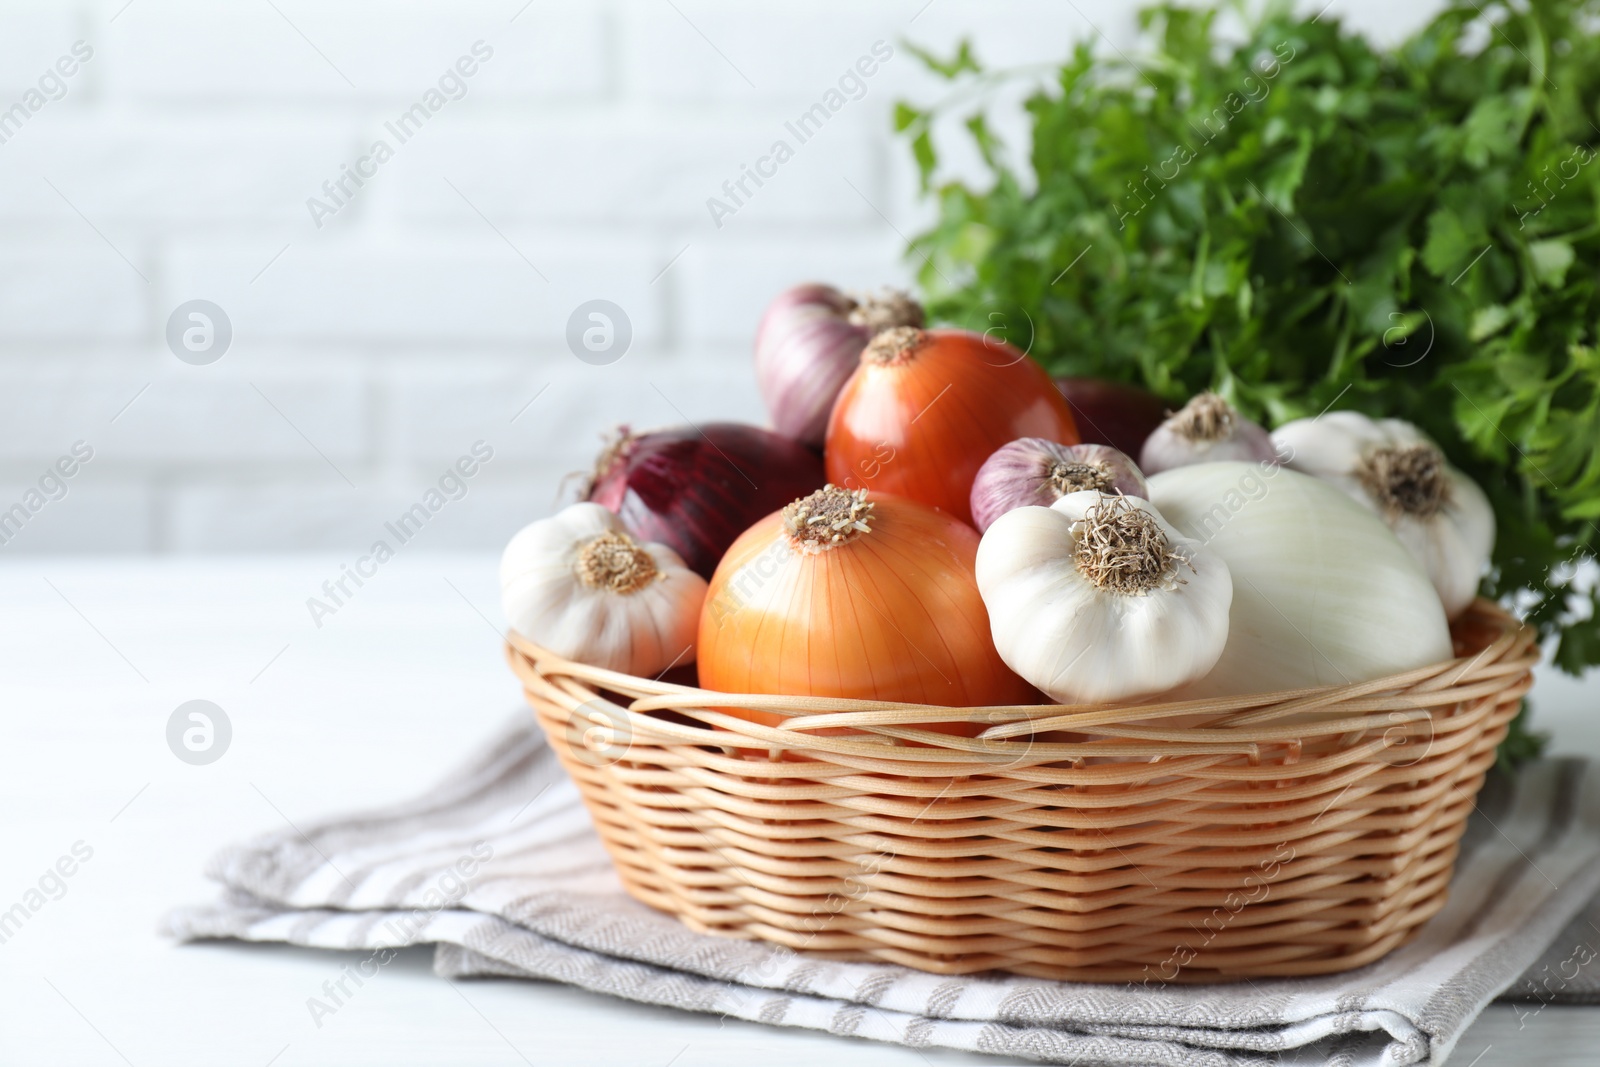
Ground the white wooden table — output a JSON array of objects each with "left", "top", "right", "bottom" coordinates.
[{"left": 1, "top": 554, "right": 1595, "bottom": 1066}]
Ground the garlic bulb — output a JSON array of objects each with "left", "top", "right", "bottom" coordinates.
[
  {"left": 970, "top": 438, "right": 1148, "bottom": 533},
  {"left": 1148, "top": 462, "right": 1452, "bottom": 697},
  {"left": 500, "top": 502, "right": 708, "bottom": 675},
  {"left": 975, "top": 492, "right": 1232, "bottom": 703},
  {"left": 754, "top": 284, "right": 924, "bottom": 447},
  {"left": 1271, "top": 412, "right": 1494, "bottom": 619},
  {"left": 1140, "top": 391, "right": 1277, "bottom": 475}
]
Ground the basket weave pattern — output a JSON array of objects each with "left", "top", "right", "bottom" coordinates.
[{"left": 506, "top": 600, "right": 1536, "bottom": 982}]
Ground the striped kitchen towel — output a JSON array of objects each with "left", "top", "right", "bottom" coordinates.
[{"left": 165, "top": 714, "right": 1600, "bottom": 1066}]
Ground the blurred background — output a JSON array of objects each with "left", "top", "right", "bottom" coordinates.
[{"left": 0, "top": 0, "right": 1434, "bottom": 555}]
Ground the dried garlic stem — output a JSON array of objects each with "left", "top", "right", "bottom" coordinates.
[
  {"left": 1074, "top": 496, "right": 1188, "bottom": 595},
  {"left": 1359, "top": 443, "right": 1451, "bottom": 519},
  {"left": 1046, "top": 460, "right": 1115, "bottom": 496},
  {"left": 1168, "top": 392, "right": 1236, "bottom": 443},
  {"left": 576, "top": 530, "right": 658, "bottom": 593}
]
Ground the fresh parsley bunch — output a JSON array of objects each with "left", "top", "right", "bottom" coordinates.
[{"left": 899, "top": 0, "right": 1600, "bottom": 756}]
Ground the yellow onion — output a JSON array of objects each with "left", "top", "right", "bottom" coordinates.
[{"left": 698, "top": 485, "right": 1035, "bottom": 725}]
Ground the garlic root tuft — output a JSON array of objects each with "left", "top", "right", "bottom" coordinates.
[
  {"left": 1139, "top": 391, "right": 1277, "bottom": 474},
  {"left": 1047, "top": 460, "right": 1115, "bottom": 496},
  {"left": 575, "top": 530, "right": 659, "bottom": 593},
  {"left": 1074, "top": 495, "right": 1189, "bottom": 595},
  {"left": 1358, "top": 444, "right": 1451, "bottom": 519},
  {"left": 1168, "top": 392, "right": 1236, "bottom": 442}
]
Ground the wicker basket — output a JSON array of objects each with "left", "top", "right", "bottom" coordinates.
[{"left": 505, "top": 599, "right": 1537, "bottom": 983}]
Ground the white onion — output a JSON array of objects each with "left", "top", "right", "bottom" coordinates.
[{"left": 1148, "top": 461, "right": 1451, "bottom": 697}]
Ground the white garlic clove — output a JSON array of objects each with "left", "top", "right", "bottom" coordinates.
[
  {"left": 1140, "top": 391, "right": 1278, "bottom": 475},
  {"left": 1271, "top": 412, "right": 1495, "bottom": 618},
  {"left": 975, "top": 491, "right": 1232, "bottom": 704},
  {"left": 500, "top": 502, "right": 708, "bottom": 675}
]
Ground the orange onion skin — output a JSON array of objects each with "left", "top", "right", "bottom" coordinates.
[
  {"left": 825, "top": 330, "right": 1079, "bottom": 524},
  {"left": 697, "top": 493, "right": 1035, "bottom": 733}
]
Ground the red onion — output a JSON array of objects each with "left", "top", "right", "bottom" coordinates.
[
  {"left": 586, "top": 423, "right": 825, "bottom": 579},
  {"left": 1139, "top": 391, "right": 1278, "bottom": 475},
  {"left": 970, "top": 438, "right": 1148, "bottom": 533},
  {"left": 1054, "top": 376, "right": 1167, "bottom": 459},
  {"left": 754, "top": 284, "right": 924, "bottom": 447}
]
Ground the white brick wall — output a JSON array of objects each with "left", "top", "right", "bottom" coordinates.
[{"left": 0, "top": 0, "right": 1434, "bottom": 552}]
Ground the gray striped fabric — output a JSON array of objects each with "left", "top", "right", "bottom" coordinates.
[{"left": 164, "top": 714, "right": 1600, "bottom": 1066}]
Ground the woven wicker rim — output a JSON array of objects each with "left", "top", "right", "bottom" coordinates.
[{"left": 506, "top": 601, "right": 1534, "bottom": 765}]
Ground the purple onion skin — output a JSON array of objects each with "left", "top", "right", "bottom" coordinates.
[
  {"left": 970, "top": 438, "right": 1149, "bottom": 533},
  {"left": 754, "top": 284, "right": 873, "bottom": 448},
  {"left": 1054, "top": 377, "right": 1168, "bottom": 459},
  {"left": 587, "top": 423, "right": 825, "bottom": 579}
]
